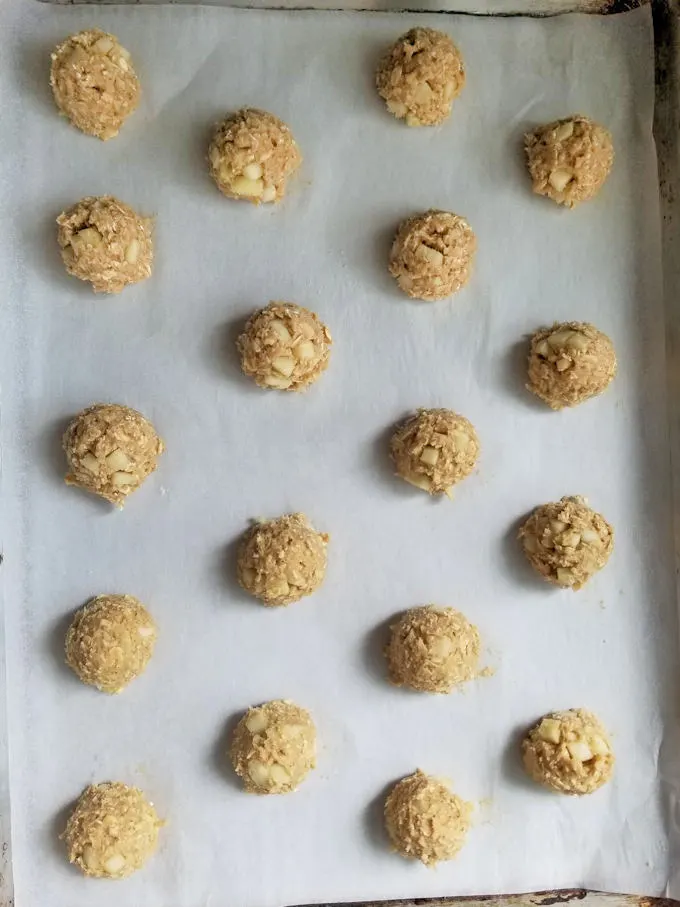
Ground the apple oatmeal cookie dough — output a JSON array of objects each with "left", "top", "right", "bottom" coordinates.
[
  {"left": 57, "top": 196, "right": 153, "bottom": 294},
  {"left": 237, "top": 513, "right": 329, "bottom": 606},
  {"left": 389, "top": 210, "right": 476, "bottom": 301},
  {"left": 208, "top": 108, "right": 302, "bottom": 204},
  {"left": 527, "top": 322, "right": 617, "bottom": 410},
  {"left": 384, "top": 770, "right": 472, "bottom": 866},
  {"left": 237, "top": 302, "right": 331, "bottom": 391},
  {"left": 63, "top": 403, "right": 164, "bottom": 507},
  {"left": 230, "top": 700, "right": 316, "bottom": 794},
  {"left": 525, "top": 115, "right": 614, "bottom": 208},
  {"left": 376, "top": 27, "right": 465, "bottom": 127},
  {"left": 522, "top": 709, "right": 614, "bottom": 795},
  {"left": 385, "top": 606, "right": 480, "bottom": 693},
  {"left": 50, "top": 29, "right": 140, "bottom": 140},
  {"left": 62, "top": 781, "right": 163, "bottom": 879},
  {"left": 390, "top": 408, "right": 479, "bottom": 496},
  {"left": 65, "top": 594, "right": 157, "bottom": 694},
  {"left": 519, "top": 495, "right": 613, "bottom": 589}
]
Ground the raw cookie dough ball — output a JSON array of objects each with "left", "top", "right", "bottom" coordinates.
[
  {"left": 230, "top": 699, "right": 316, "bottom": 794},
  {"left": 525, "top": 115, "right": 614, "bottom": 208},
  {"left": 376, "top": 27, "right": 465, "bottom": 127},
  {"left": 384, "top": 770, "right": 472, "bottom": 866},
  {"left": 522, "top": 709, "right": 614, "bottom": 795},
  {"left": 57, "top": 196, "right": 153, "bottom": 294},
  {"left": 65, "top": 594, "right": 157, "bottom": 694},
  {"left": 50, "top": 29, "right": 140, "bottom": 140},
  {"left": 519, "top": 495, "right": 613, "bottom": 589},
  {"left": 237, "top": 513, "right": 329, "bottom": 606},
  {"left": 390, "top": 408, "right": 479, "bottom": 496},
  {"left": 389, "top": 210, "right": 476, "bottom": 301},
  {"left": 208, "top": 108, "right": 302, "bottom": 204},
  {"left": 63, "top": 403, "right": 164, "bottom": 507},
  {"left": 385, "top": 606, "right": 480, "bottom": 693},
  {"left": 237, "top": 302, "right": 332, "bottom": 391},
  {"left": 527, "top": 322, "right": 617, "bottom": 410},
  {"left": 63, "top": 781, "right": 162, "bottom": 878}
]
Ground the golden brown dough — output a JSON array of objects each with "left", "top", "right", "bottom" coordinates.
[
  {"left": 519, "top": 495, "right": 613, "bottom": 589},
  {"left": 50, "top": 29, "right": 140, "bottom": 140},
  {"left": 525, "top": 115, "right": 614, "bottom": 208},
  {"left": 230, "top": 700, "right": 316, "bottom": 794},
  {"left": 389, "top": 210, "right": 476, "bottom": 301},
  {"left": 63, "top": 403, "right": 164, "bottom": 507},
  {"left": 384, "top": 770, "right": 472, "bottom": 866},
  {"left": 208, "top": 108, "right": 301, "bottom": 204},
  {"left": 57, "top": 196, "right": 153, "bottom": 294},
  {"left": 522, "top": 708, "right": 614, "bottom": 795},
  {"left": 62, "top": 781, "right": 163, "bottom": 878},
  {"left": 376, "top": 27, "right": 465, "bottom": 127}
]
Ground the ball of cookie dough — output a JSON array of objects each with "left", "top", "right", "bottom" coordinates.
[
  {"left": 209, "top": 108, "right": 301, "bottom": 204},
  {"left": 390, "top": 408, "right": 479, "bottom": 496},
  {"left": 522, "top": 709, "right": 614, "bottom": 795},
  {"left": 237, "top": 302, "right": 332, "bottom": 391},
  {"left": 519, "top": 495, "right": 613, "bottom": 589},
  {"left": 63, "top": 781, "right": 162, "bottom": 878},
  {"left": 65, "top": 594, "right": 157, "bottom": 694},
  {"left": 230, "top": 700, "right": 316, "bottom": 794},
  {"left": 389, "top": 210, "right": 476, "bottom": 301},
  {"left": 384, "top": 770, "right": 472, "bottom": 866},
  {"left": 525, "top": 115, "right": 614, "bottom": 208},
  {"left": 376, "top": 27, "right": 465, "bottom": 127},
  {"left": 527, "top": 322, "right": 617, "bottom": 410},
  {"left": 50, "top": 29, "right": 140, "bottom": 141},
  {"left": 57, "top": 196, "right": 153, "bottom": 294},
  {"left": 63, "top": 403, "right": 164, "bottom": 507},
  {"left": 385, "top": 606, "right": 480, "bottom": 694},
  {"left": 237, "top": 513, "right": 329, "bottom": 606}
]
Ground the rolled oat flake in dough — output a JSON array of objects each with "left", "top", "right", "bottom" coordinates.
[
  {"left": 237, "top": 513, "right": 329, "bottom": 606},
  {"left": 57, "top": 196, "right": 153, "bottom": 294},
  {"left": 62, "top": 781, "right": 163, "bottom": 878},
  {"left": 230, "top": 699, "right": 317, "bottom": 794},
  {"left": 522, "top": 708, "right": 614, "bottom": 795},
  {"left": 50, "top": 29, "right": 140, "bottom": 140},
  {"left": 376, "top": 27, "right": 465, "bottom": 127},
  {"left": 519, "top": 495, "right": 613, "bottom": 589},
  {"left": 209, "top": 108, "right": 302, "bottom": 204},
  {"left": 384, "top": 769, "right": 472, "bottom": 866},
  {"left": 63, "top": 403, "right": 164, "bottom": 507},
  {"left": 237, "top": 302, "right": 332, "bottom": 391},
  {"left": 389, "top": 210, "right": 476, "bottom": 301},
  {"left": 65, "top": 594, "right": 157, "bottom": 693}
]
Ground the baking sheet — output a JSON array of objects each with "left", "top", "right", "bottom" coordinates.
[{"left": 1, "top": 3, "right": 678, "bottom": 906}]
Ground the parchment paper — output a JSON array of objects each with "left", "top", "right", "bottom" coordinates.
[{"left": 1, "top": 4, "right": 678, "bottom": 907}]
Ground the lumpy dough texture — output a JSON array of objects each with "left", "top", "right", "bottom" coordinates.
[
  {"left": 237, "top": 513, "right": 329, "bottom": 606},
  {"left": 230, "top": 700, "right": 316, "bottom": 794},
  {"left": 50, "top": 29, "right": 140, "bottom": 140},
  {"left": 376, "top": 27, "right": 465, "bottom": 127},
  {"left": 209, "top": 108, "right": 302, "bottom": 204},
  {"left": 65, "top": 594, "right": 157, "bottom": 694},
  {"left": 527, "top": 322, "right": 617, "bottom": 410},
  {"left": 385, "top": 606, "right": 480, "bottom": 693},
  {"left": 63, "top": 782, "right": 163, "bottom": 879},
  {"left": 384, "top": 770, "right": 472, "bottom": 866},
  {"left": 237, "top": 302, "right": 332, "bottom": 391},
  {"left": 519, "top": 495, "right": 613, "bottom": 589},
  {"left": 522, "top": 709, "right": 614, "bottom": 795},
  {"left": 57, "top": 196, "right": 153, "bottom": 294},
  {"left": 525, "top": 115, "right": 614, "bottom": 208},
  {"left": 389, "top": 210, "right": 476, "bottom": 301},
  {"left": 63, "top": 403, "right": 164, "bottom": 506},
  {"left": 390, "top": 408, "right": 479, "bottom": 496}
]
